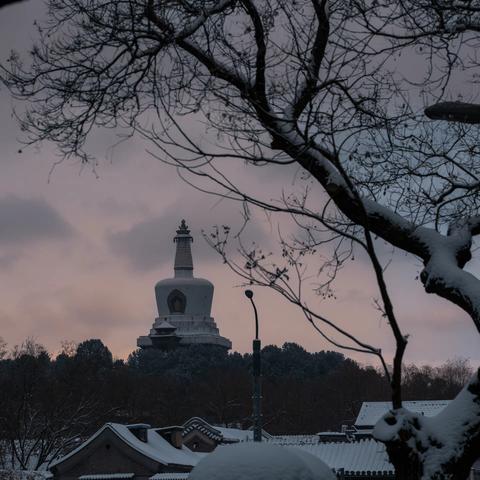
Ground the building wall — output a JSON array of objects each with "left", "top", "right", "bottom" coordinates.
[
  {"left": 337, "top": 473, "right": 393, "bottom": 480},
  {"left": 183, "top": 432, "right": 217, "bottom": 453},
  {"left": 52, "top": 429, "right": 191, "bottom": 480}
]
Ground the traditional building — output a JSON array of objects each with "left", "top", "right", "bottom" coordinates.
[
  {"left": 137, "top": 221, "right": 231, "bottom": 350},
  {"left": 353, "top": 400, "right": 450, "bottom": 435},
  {"left": 49, "top": 423, "right": 200, "bottom": 480},
  {"left": 50, "top": 419, "right": 395, "bottom": 480},
  {"left": 269, "top": 433, "right": 394, "bottom": 479},
  {"left": 182, "top": 417, "right": 271, "bottom": 453},
  {"left": 287, "top": 439, "right": 394, "bottom": 480}
]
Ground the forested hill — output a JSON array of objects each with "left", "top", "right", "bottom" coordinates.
[
  {"left": 128, "top": 342, "right": 345, "bottom": 380},
  {"left": 0, "top": 338, "right": 471, "bottom": 456}
]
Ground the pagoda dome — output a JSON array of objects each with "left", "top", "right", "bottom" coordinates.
[
  {"left": 155, "top": 276, "right": 214, "bottom": 317},
  {"left": 153, "top": 220, "right": 214, "bottom": 318}
]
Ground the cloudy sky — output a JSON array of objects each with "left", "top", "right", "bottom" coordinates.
[{"left": 0, "top": 0, "right": 478, "bottom": 367}]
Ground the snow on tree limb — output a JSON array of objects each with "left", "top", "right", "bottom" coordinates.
[{"left": 374, "top": 369, "right": 480, "bottom": 479}]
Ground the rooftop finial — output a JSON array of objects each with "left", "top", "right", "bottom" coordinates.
[
  {"left": 176, "top": 219, "right": 190, "bottom": 235},
  {"left": 174, "top": 220, "right": 193, "bottom": 277}
]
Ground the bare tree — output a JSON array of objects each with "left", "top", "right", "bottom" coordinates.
[
  {"left": 2, "top": 0, "right": 480, "bottom": 477},
  {"left": 0, "top": 338, "right": 7, "bottom": 361},
  {"left": 0, "top": 339, "right": 100, "bottom": 471},
  {"left": 2, "top": 397, "right": 98, "bottom": 470}
]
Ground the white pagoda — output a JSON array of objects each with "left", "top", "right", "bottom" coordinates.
[{"left": 137, "top": 220, "right": 232, "bottom": 350}]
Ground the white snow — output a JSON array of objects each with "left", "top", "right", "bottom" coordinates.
[
  {"left": 355, "top": 400, "right": 450, "bottom": 428},
  {"left": 50, "top": 423, "right": 201, "bottom": 469},
  {"left": 290, "top": 439, "right": 394, "bottom": 476},
  {"left": 149, "top": 474, "right": 189, "bottom": 480},
  {"left": 110, "top": 424, "right": 201, "bottom": 467},
  {"left": 79, "top": 475, "right": 134, "bottom": 480},
  {"left": 213, "top": 426, "right": 254, "bottom": 442},
  {"left": 373, "top": 374, "right": 480, "bottom": 479},
  {"left": 270, "top": 434, "right": 319, "bottom": 445},
  {"left": 188, "top": 442, "right": 335, "bottom": 480},
  {"left": 182, "top": 417, "right": 271, "bottom": 442}
]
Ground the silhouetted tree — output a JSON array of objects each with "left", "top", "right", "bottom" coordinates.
[
  {"left": 0, "top": 339, "right": 98, "bottom": 470},
  {"left": 74, "top": 339, "right": 113, "bottom": 373}
]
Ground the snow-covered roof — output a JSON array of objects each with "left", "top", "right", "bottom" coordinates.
[
  {"left": 293, "top": 439, "right": 394, "bottom": 475},
  {"left": 182, "top": 418, "right": 223, "bottom": 441},
  {"left": 156, "top": 321, "right": 177, "bottom": 330},
  {"left": 149, "top": 474, "right": 189, "bottom": 480},
  {"left": 214, "top": 426, "right": 254, "bottom": 442},
  {"left": 355, "top": 400, "right": 450, "bottom": 428},
  {"left": 182, "top": 417, "right": 271, "bottom": 442},
  {"left": 269, "top": 435, "right": 319, "bottom": 445},
  {"left": 50, "top": 423, "right": 201, "bottom": 469},
  {"left": 79, "top": 475, "right": 134, "bottom": 480}
]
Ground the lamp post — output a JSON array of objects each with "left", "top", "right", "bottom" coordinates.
[
  {"left": 424, "top": 101, "right": 480, "bottom": 124},
  {"left": 245, "top": 289, "right": 262, "bottom": 442}
]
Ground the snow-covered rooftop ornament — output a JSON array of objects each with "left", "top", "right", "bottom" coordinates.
[{"left": 188, "top": 442, "right": 335, "bottom": 480}]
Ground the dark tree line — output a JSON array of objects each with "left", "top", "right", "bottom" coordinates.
[{"left": 0, "top": 337, "right": 471, "bottom": 470}]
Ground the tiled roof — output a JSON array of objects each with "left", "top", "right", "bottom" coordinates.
[
  {"left": 292, "top": 439, "right": 394, "bottom": 475},
  {"left": 270, "top": 435, "right": 319, "bottom": 445},
  {"left": 79, "top": 475, "right": 134, "bottom": 480},
  {"left": 182, "top": 417, "right": 271, "bottom": 442},
  {"left": 182, "top": 418, "right": 223, "bottom": 441},
  {"left": 50, "top": 423, "right": 201, "bottom": 469},
  {"left": 215, "top": 426, "right": 254, "bottom": 442},
  {"left": 355, "top": 400, "right": 450, "bottom": 428},
  {"left": 150, "top": 474, "right": 189, "bottom": 480},
  {"left": 112, "top": 424, "right": 200, "bottom": 466}
]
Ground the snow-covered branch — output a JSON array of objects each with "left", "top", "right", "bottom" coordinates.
[{"left": 375, "top": 368, "right": 480, "bottom": 479}]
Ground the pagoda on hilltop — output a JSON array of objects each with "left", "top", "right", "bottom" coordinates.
[{"left": 137, "top": 220, "right": 232, "bottom": 350}]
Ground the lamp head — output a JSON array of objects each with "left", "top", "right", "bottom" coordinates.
[{"left": 245, "top": 289, "right": 254, "bottom": 299}]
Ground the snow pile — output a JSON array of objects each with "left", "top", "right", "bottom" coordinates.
[
  {"left": 373, "top": 372, "right": 480, "bottom": 479},
  {"left": 188, "top": 442, "right": 335, "bottom": 480}
]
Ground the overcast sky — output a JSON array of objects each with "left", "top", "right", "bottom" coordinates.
[{"left": 0, "top": 0, "right": 478, "bottom": 368}]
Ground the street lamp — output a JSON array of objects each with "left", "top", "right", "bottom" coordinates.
[
  {"left": 245, "top": 289, "right": 262, "bottom": 442},
  {"left": 424, "top": 101, "right": 480, "bottom": 124}
]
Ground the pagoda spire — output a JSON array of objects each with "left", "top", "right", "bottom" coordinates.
[{"left": 173, "top": 220, "right": 193, "bottom": 278}]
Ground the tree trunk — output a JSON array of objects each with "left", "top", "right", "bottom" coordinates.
[
  {"left": 385, "top": 439, "right": 424, "bottom": 480},
  {"left": 375, "top": 368, "right": 480, "bottom": 480}
]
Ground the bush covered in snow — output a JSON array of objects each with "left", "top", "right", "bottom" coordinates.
[{"left": 189, "top": 442, "right": 335, "bottom": 480}]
